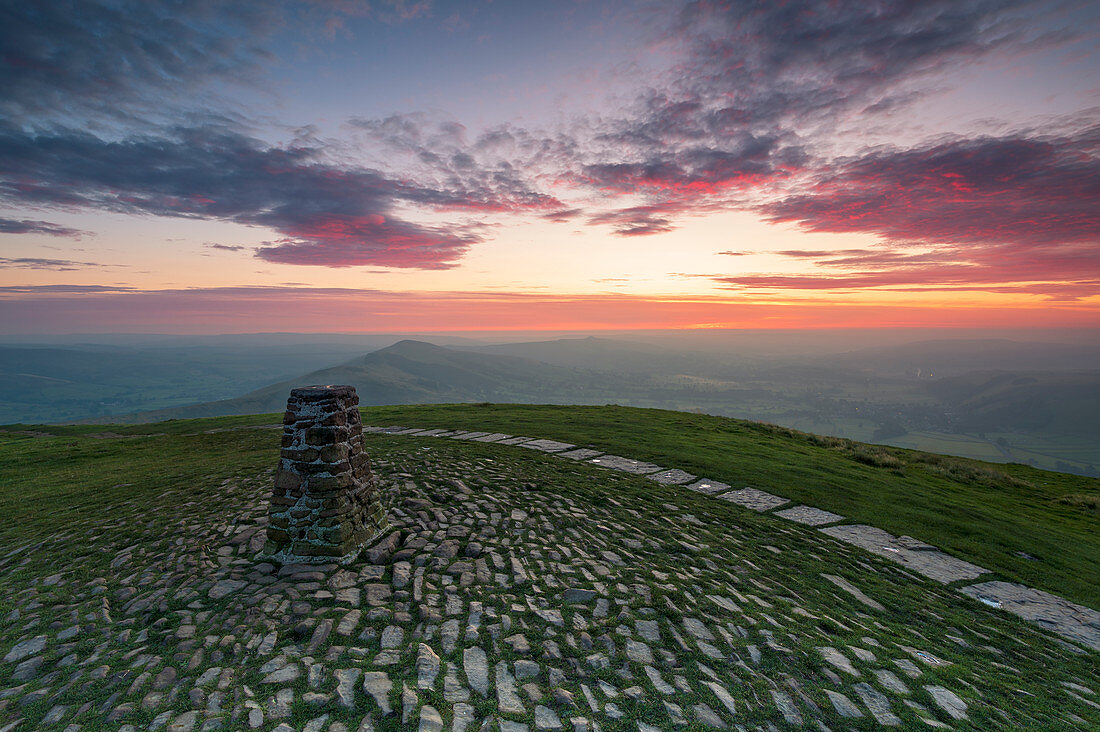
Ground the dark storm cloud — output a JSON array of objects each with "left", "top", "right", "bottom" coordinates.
[
  {"left": 0, "top": 217, "right": 90, "bottom": 238},
  {"left": 0, "top": 122, "right": 483, "bottom": 269}
]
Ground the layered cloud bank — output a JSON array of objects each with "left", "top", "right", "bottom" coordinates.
[{"left": 3, "top": 285, "right": 1096, "bottom": 334}]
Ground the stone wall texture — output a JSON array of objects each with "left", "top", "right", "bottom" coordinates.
[{"left": 264, "top": 385, "right": 385, "bottom": 563}]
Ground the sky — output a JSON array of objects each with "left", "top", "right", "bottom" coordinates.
[{"left": 1, "top": 0, "right": 1098, "bottom": 334}]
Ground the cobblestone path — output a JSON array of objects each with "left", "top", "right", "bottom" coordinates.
[
  {"left": 370, "top": 425, "right": 1100, "bottom": 656},
  {"left": 1, "top": 431, "right": 1098, "bottom": 730}
]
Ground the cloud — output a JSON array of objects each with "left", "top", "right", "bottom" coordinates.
[
  {"left": 765, "top": 127, "right": 1100, "bottom": 247},
  {"left": 661, "top": 0, "right": 1037, "bottom": 131},
  {"left": 1, "top": 285, "right": 1096, "bottom": 334},
  {"left": 553, "top": 0, "right": 1049, "bottom": 229},
  {"left": 0, "top": 217, "right": 91, "bottom": 238},
  {"left": 746, "top": 126, "right": 1100, "bottom": 297},
  {"left": 587, "top": 205, "right": 678, "bottom": 237},
  {"left": 710, "top": 271, "right": 1100, "bottom": 302},
  {"left": 0, "top": 122, "right": 486, "bottom": 269},
  {"left": 255, "top": 218, "right": 480, "bottom": 269},
  {"left": 1, "top": 1, "right": 435, "bottom": 124},
  {"left": 540, "top": 208, "right": 584, "bottom": 223},
  {"left": 0, "top": 284, "right": 134, "bottom": 294},
  {"left": 0, "top": 1, "right": 280, "bottom": 123},
  {"left": 2, "top": 0, "right": 1092, "bottom": 271},
  {"left": 0, "top": 257, "right": 110, "bottom": 271},
  {"left": 308, "top": 0, "right": 433, "bottom": 27},
  {"left": 349, "top": 114, "right": 569, "bottom": 214},
  {"left": 579, "top": 136, "right": 802, "bottom": 195},
  {"left": 204, "top": 242, "right": 247, "bottom": 252}
]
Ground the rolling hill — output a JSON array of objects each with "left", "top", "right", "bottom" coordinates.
[
  {"left": 120, "top": 340, "right": 623, "bottom": 422},
  {"left": 29, "top": 335, "right": 1099, "bottom": 476},
  {"left": 828, "top": 338, "right": 1100, "bottom": 377},
  {"left": 926, "top": 370, "right": 1100, "bottom": 434}
]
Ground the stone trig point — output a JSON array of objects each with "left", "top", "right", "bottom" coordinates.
[{"left": 263, "top": 385, "right": 385, "bottom": 563}]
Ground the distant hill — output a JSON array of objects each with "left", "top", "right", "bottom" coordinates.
[
  {"left": 30, "top": 335, "right": 1100, "bottom": 476},
  {"left": 830, "top": 338, "right": 1100, "bottom": 377},
  {"left": 466, "top": 335, "right": 708, "bottom": 373},
  {"left": 0, "top": 341, "right": 388, "bottom": 423},
  {"left": 926, "top": 370, "right": 1100, "bottom": 434},
  {"left": 0, "top": 346, "right": 263, "bottom": 423},
  {"left": 118, "top": 340, "right": 620, "bottom": 422}
]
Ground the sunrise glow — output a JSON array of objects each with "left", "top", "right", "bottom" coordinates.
[{"left": 1, "top": 1, "right": 1098, "bottom": 333}]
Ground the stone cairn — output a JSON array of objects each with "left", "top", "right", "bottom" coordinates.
[{"left": 263, "top": 385, "right": 385, "bottom": 563}]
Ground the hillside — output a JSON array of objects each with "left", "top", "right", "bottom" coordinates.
[
  {"left": 65, "top": 337, "right": 1100, "bottom": 475},
  {"left": 829, "top": 338, "right": 1100, "bottom": 377},
  {"left": 119, "top": 340, "right": 617, "bottom": 422},
  {"left": 0, "top": 340, "right": 388, "bottom": 423},
  {"left": 0, "top": 404, "right": 1097, "bottom": 731},
  {"left": 465, "top": 336, "right": 722, "bottom": 373},
  {"left": 924, "top": 370, "right": 1100, "bottom": 434}
]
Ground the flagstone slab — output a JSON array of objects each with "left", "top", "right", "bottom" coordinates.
[
  {"left": 472, "top": 433, "right": 512, "bottom": 442},
  {"left": 821, "top": 525, "right": 988, "bottom": 584},
  {"left": 451, "top": 431, "right": 491, "bottom": 440},
  {"left": 684, "top": 479, "right": 732, "bottom": 495},
  {"left": 775, "top": 505, "right": 845, "bottom": 526},
  {"left": 587, "top": 455, "right": 663, "bottom": 474},
  {"left": 357, "top": 420, "right": 1093, "bottom": 664},
  {"left": 521, "top": 439, "right": 575, "bottom": 453},
  {"left": 646, "top": 469, "right": 697, "bottom": 485},
  {"left": 961, "top": 581, "right": 1100, "bottom": 652},
  {"left": 717, "top": 487, "right": 790, "bottom": 512},
  {"left": 556, "top": 448, "right": 604, "bottom": 460}
]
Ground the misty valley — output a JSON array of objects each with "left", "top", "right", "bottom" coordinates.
[{"left": 2, "top": 333, "right": 1098, "bottom": 477}]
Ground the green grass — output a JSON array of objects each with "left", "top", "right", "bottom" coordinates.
[
  {"left": 358, "top": 403, "right": 1100, "bottom": 610},
  {"left": 888, "top": 431, "right": 1007, "bottom": 461},
  {"left": 2, "top": 402, "right": 1098, "bottom": 613},
  {"left": 0, "top": 424, "right": 277, "bottom": 551},
  {"left": 0, "top": 408, "right": 1098, "bottom": 729}
]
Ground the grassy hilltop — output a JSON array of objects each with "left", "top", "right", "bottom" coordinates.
[
  {"left": 0, "top": 404, "right": 1098, "bottom": 730},
  {"left": 363, "top": 404, "right": 1100, "bottom": 610},
  {"left": 2, "top": 403, "right": 1098, "bottom": 608}
]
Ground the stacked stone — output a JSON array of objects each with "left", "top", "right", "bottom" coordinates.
[{"left": 265, "top": 385, "right": 385, "bottom": 563}]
